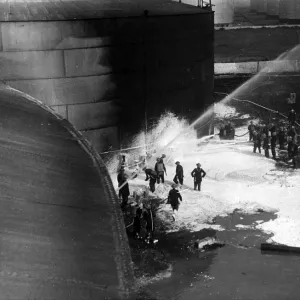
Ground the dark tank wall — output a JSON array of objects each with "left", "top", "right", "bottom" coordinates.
[{"left": 117, "top": 13, "right": 215, "bottom": 146}]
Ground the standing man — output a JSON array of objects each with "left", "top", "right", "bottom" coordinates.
[
  {"left": 248, "top": 121, "right": 255, "bottom": 141},
  {"left": 173, "top": 161, "right": 184, "bottom": 186},
  {"left": 287, "top": 126, "right": 297, "bottom": 143},
  {"left": 277, "top": 126, "right": 286, "bottom": 150},
  {"left": 167, "top": 183, "right": 183, "bottom": 221},
  {"left": 288, "top": 109, "right": 297, "bottom": 126},
  {"left": 191, "top": 163, "right": 206, "bottom": 191},
  {"left": 155, "top": 157, "right": 167, "bottom": 184},
  {"left": 262, "top": 133, "right": 270, "bottom": 158},
  {"left": 291, "top": 142, "right": 299, "bottom": 169},
  {"left": 253, "top": 131, "right": 261, "bottom": 154},
  {"left": 270, "top": 131, "right": 277, "bottom": 160},
  {"left": 143, "top": 167, "right": 157, "bottom": 193},
  {"left": 117, "top": 167, "right": 130, "bottom": 210}
]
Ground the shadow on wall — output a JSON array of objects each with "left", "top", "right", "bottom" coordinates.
[{"left": 81, "top": 11, "right": 214, "bottom": 149}]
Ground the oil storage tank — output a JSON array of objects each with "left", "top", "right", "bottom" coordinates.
[
  {"left": 266, "top": 0, "right": 280, "bottom": 17},
  {"left": 250, "top": 0, "right": 259, "bottom": 11},
  {"left": 212, "top": 0, "right": 234, "bottom": 25},
  {"left": 257, "top": 0, "right": 267, "bottom": 13},
  {"left": 279, "top": 0, "right": 296, "bottom": 22}
]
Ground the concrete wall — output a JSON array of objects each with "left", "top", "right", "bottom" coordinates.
[
  {"left": 2, "top": 12, "right": 214, "bottom": 153},
  {"left": 215, "top": 26, "right": 300, "bottom": 63}
]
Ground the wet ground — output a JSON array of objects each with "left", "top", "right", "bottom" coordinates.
[{"left": 133, "top": 210, "right": 300, "bottom": 300}]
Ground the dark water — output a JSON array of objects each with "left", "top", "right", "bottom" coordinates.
[{"left": 141, "top": 210, "right": 300, "bottom": 300}]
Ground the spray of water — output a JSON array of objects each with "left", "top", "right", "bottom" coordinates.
[
  {"left": 160, "top": 44, "right": 300, "bottom": 153},
  {"left": 113, "top": 45, "right": 300, "bottom": 190}
]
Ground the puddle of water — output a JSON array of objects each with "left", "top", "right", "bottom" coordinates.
[{"left": 142, "top": 211, "right": 300, "bottom": 300}]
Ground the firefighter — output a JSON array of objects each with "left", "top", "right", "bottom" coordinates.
[
  {"left": 132, "top": 205, "right": 143, "bottom": 240},
  {"left": 270, "top": 131, "right": 277, "bottom": 160},
  {"left": 269, "top": 123, "right": 277, "bottom": 135},
  {"left": 142, "top": 203, "right": 158, "bottom": 244},
  {"left": 262, "top": 133, "right": 270, "bottom": 158},
  {"left": 173, "top": 161, "right": 184, "bottom": 186},
  {"left": 117, "top": 167, "right": 130, "bottom": 210},
  {"left": 288, "top": 109, "right": 297, "bottom": 126},
  {"left": 253, "top": 131, "right": 261, "bottom": 154},
  {"left": 262, "top": 124, "right": 269, "bottom": 137},
  {"left": 167, "top": 183, "right": 183, "bottom": 221},
  {"left": 227, "top": 121, "right": 235, "bottom": 139},
  {"left": 287, "top": 136, "right": 294, "bottom": 159},
  {"left": 143, "top": 167, "right": 157, "bottom": 193},
  {"left": 155, "top": 157, "right": 167, "bottom": 184},
  {"left": 191, "top": 163, "right": 206, "bottom": 191},
  {"left": 248, "top": 121, "right": 255, "bottom": 141},
  {"left": 291, "top": 142, "right": 299, "bottom": 169},
  {"left": 277, "top": 126, "right": 286, "bottom": 150},
  {"left": 287, "top": 126, "right": 297, "bottom": 143},
  {"left": 219, "top": 124, "right": 225, "bottom": 139}
]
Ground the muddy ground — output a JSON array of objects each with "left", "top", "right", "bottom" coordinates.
[{"left": 130, "top": 210, "right": 300, "bottom": 300}]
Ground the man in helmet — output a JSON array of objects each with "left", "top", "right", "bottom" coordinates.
[
  {"left": 167, "top": 183, "right": 183, "bottom": 221},
  {"left": 173, "top": 161, "right": 184, "bottom": 186},
  {"left": 191, "top": 163, "right": 206, "bottom": 191},
  {"left": 117, "top": 166, "right": 130, "bottom": 210},
  {"left": 288, "top": 109, "right": 297, "bottom": 126},
  {"left": 248, "top": 121, "right": 255, "bottom": 142},
  {"left": 155, "top": 157, "right": 167, "bottom": 184},
  {"left": 143, "top": 166, "right": 157, "bottom": 193}
]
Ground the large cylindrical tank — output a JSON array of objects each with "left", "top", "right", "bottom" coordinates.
[
  {"left": 250, "top": 0, "right": 259, "bottom": 11},
  {"left": 212, "top": 0, "right": 234, "bottom": 25},
  {"left": 257, "top": 0, "right": 267, "bottom": 13},
  {"left": 279, "top": 0, "right": 295, "bottom": 20},
  {"left": 266, "top": 0, "right": 280, "bottom": 17},
  {"left": 181, "top": 0, "right": 199, "bottom": 6}
]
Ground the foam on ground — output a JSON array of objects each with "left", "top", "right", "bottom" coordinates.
[{"left": 110, "top": 106, "right": 300, "bottom": 247}]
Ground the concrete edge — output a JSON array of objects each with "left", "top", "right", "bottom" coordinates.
[
  {"left": 214, "top": 60, "right": 300, "bottom": 75},
  {"left": 215, "top": 24, "right": 300, "bottom": 30},
  {"left": 3, "top": 84, "right": 136, "bottom": 299}
]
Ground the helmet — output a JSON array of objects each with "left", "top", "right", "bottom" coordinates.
[
  {"left": 175, "top": 161, "right": 180, "bottom": 164},
  {"left": 171, "top": 183, "right": 177, "bottom": 188}
]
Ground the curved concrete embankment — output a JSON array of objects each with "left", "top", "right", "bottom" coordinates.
[{"left": 0, "top": 83, "right": 135, "bottom": 299}]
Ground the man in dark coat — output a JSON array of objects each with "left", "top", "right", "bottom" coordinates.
[
  {"left": 167, "top": 183, "right": 183, "bottom": 221},
  {"left": 291, "top": 143, "right": 299, "bottom": 169},
  {"left": 155, "top": 157, "right": 167, "bottom": 184},
  {"left": 262, "top": 133, "right": 270, "bottom": 158},
  {"left": 277, "top": 126, "right": 286, "bottom": 150},
  {"left": 117, "top": 167, "right": 130, "bottom": 210},
  {"left": 270, "top": 131, "right": 277, "bottom": 160},
  {"left": 287, "top": 126, "right": 297, "bottom": 143},
  {"left": 253, "top": 131, "right": 261, "bottom": 154},
  {"left": 173, "top": 161, "right": 184, "bottom": 185},
  {"left": 144, "top": 167, "right": 157, "bottom": 193},
  {"left": 191, "top": 163, "right": 206, "bottom": 191},
  {"left": 248, "top": 121, "right": 255, "bottom": 141},
  {"left": 288, "top": 109, "right": 297, "bottom": 126},
  {"left": 287, "top": 136, "right": 294, "bottom": 159},
  {"left": 142, "top": 204, "right": 158, "bottom": 244},
  {"left": 219, "top": 124, "right": 225, "bottom": 139}
]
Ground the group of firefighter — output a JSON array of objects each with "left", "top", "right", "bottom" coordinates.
[
  {"left": 117, "top": 156, "right": 207, "bottom": 244},
  {"left": 248, "top": 109, "right": 299, "bottom": 168},
  {"left": 219, "top": 121, "right": 236, "bottom": 140}
]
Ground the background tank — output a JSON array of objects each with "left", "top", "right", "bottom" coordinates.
[
  {"left": 212, "top": 0, "right": 235, "bottom": 25},
  {"left": 266, "top": 0, "right": 280, "bottom": 17}
]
